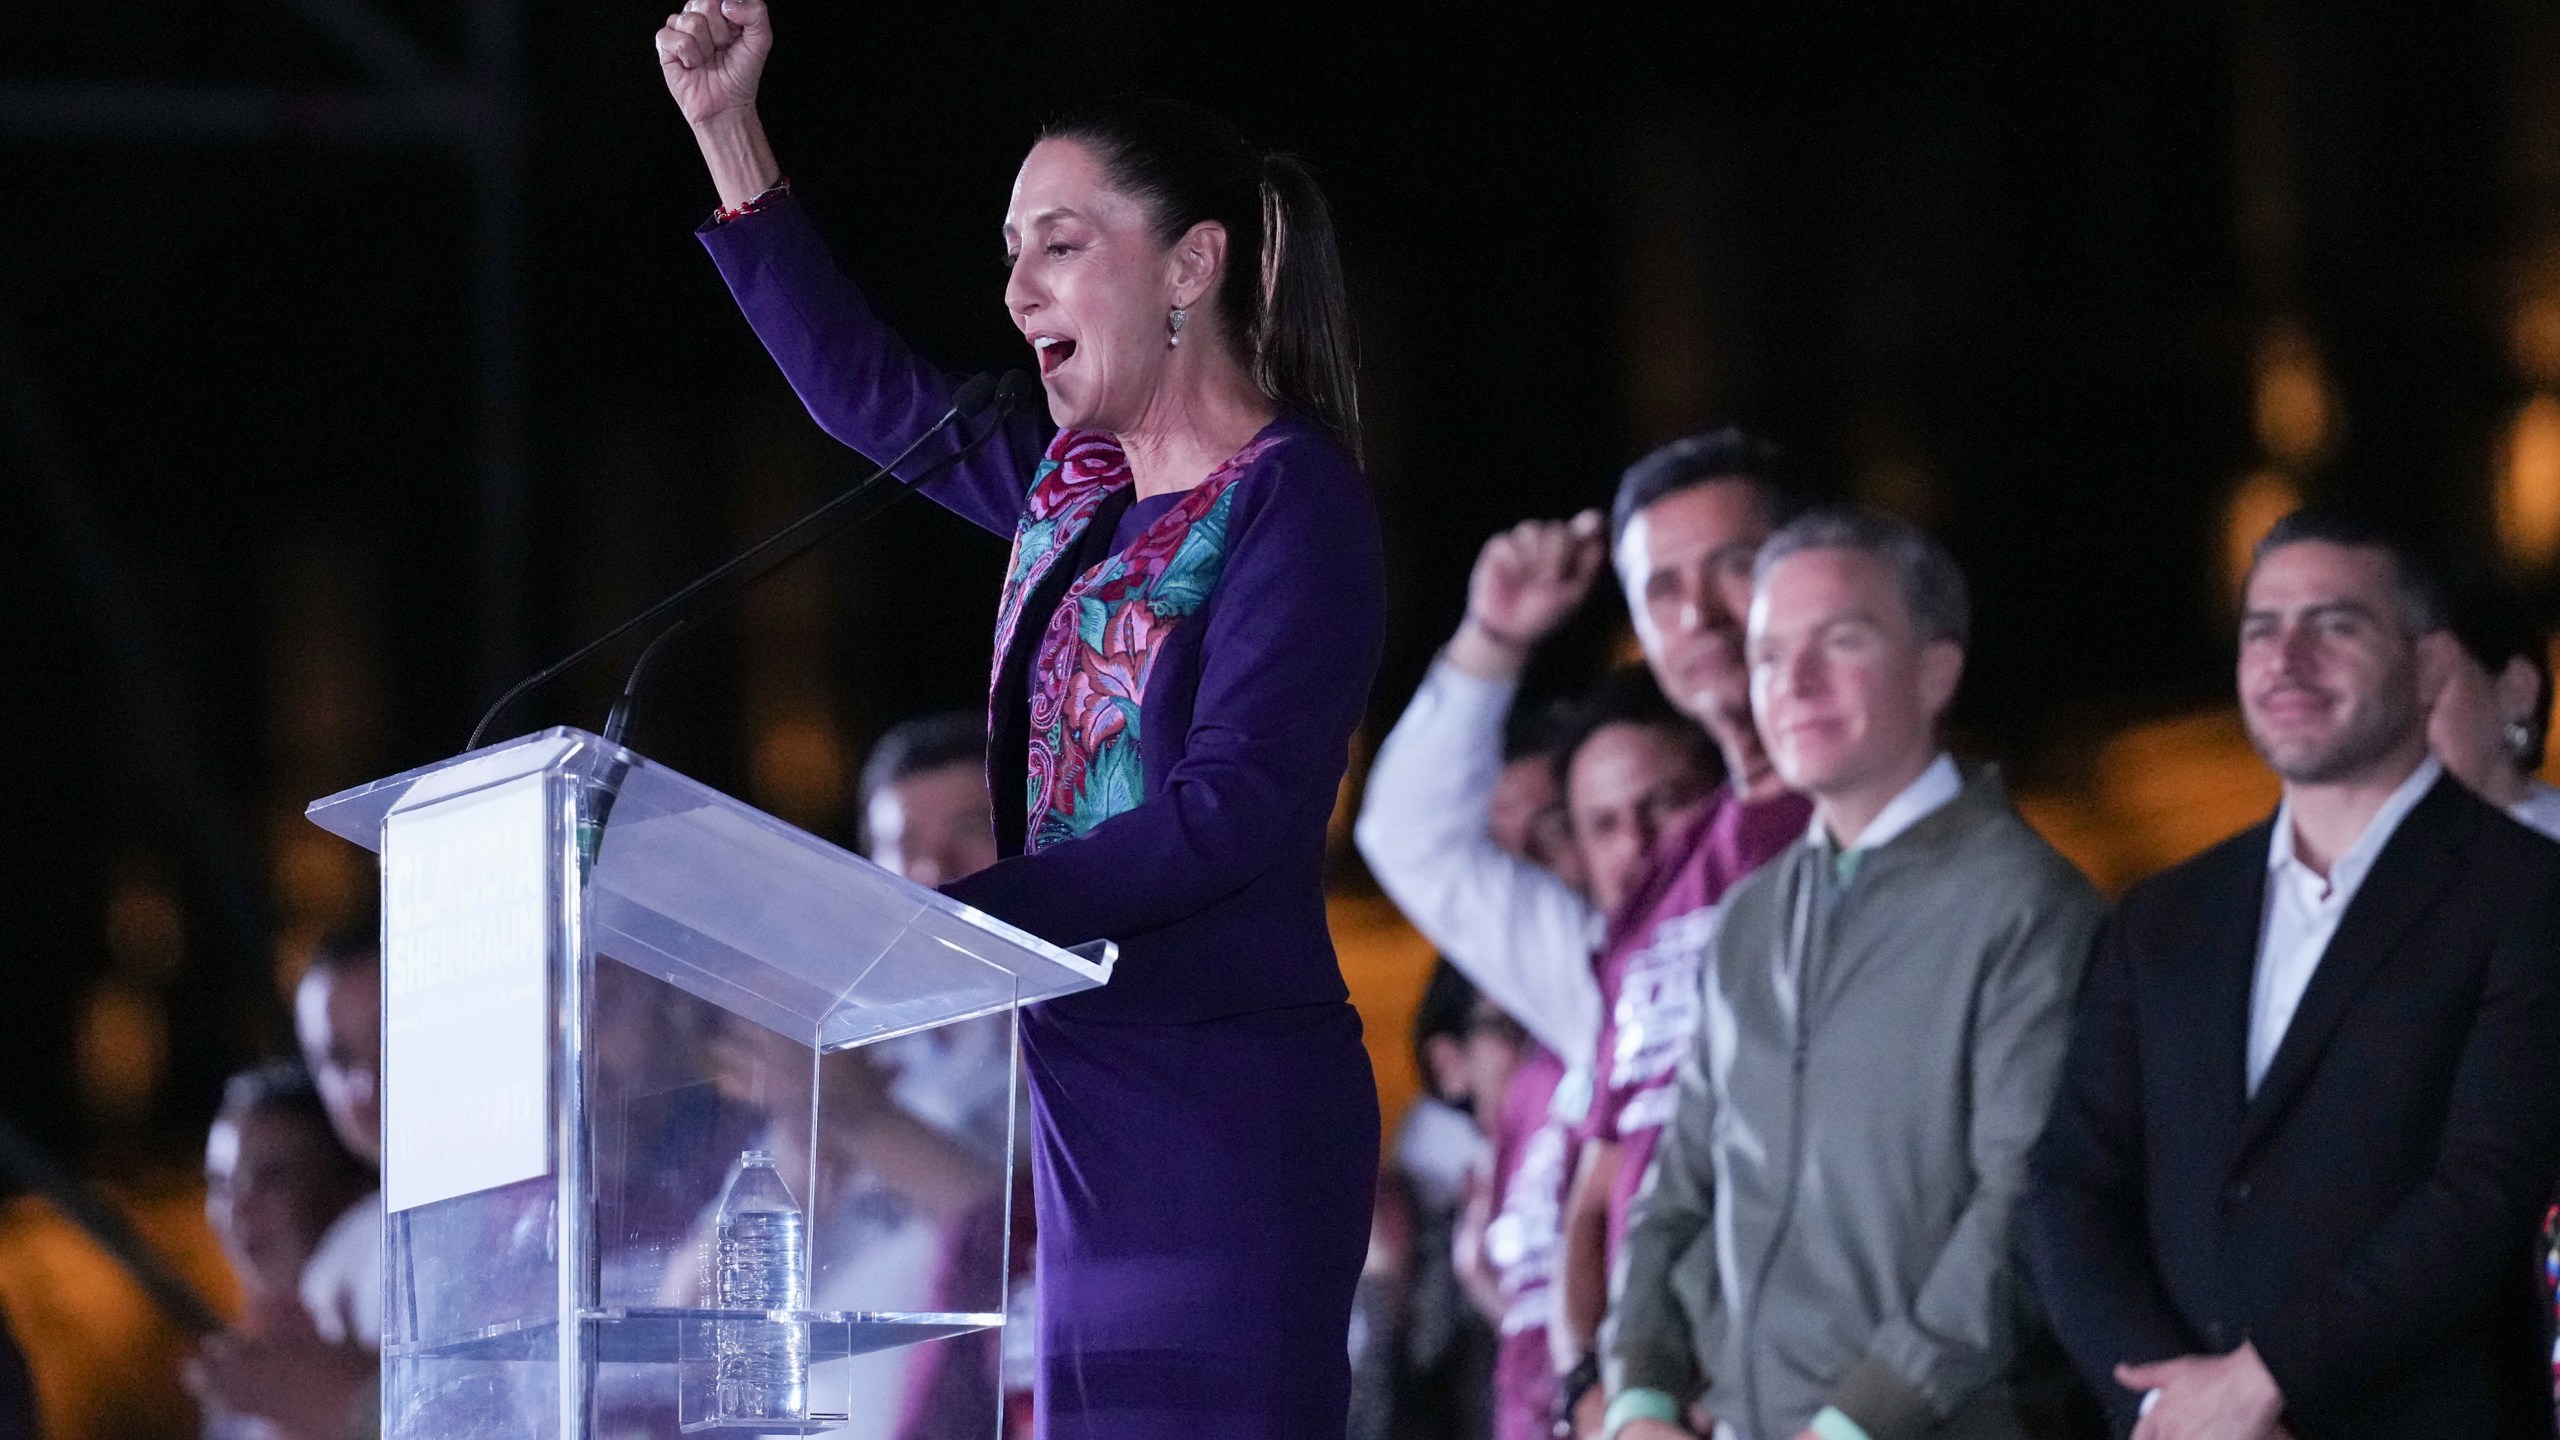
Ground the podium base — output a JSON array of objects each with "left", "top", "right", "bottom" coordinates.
[{"left": 678, "top": 1412, "right": 850, "bottom": 1435}]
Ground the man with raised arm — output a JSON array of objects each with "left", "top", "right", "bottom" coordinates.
[{"left": 1357, "top": 432, "right": 1815, "bottom": 1431}]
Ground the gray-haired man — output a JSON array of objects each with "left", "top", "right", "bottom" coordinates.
[{"left": 1604, "top": 508, "right": 2104, "bottom": 1440}]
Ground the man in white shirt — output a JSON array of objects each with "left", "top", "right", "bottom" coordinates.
[
  {"left": 2248, "top": 754, "right": 2441, "bottom": 1095},
  {"left": 2028, "top": 509, "right": 2560, "bottom": 1440},
  {"left": 1355, "top": 433, "right": 1801, "bottom": 1068},
  {"left": 1357, "top": 434, "right": 1815, "bottom": 1431}
]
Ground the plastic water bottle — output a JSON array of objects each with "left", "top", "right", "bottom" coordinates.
[{"left": 713, "top": 1150, "right": 809, "bottom": 1424}]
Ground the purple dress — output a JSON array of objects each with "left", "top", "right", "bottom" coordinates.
[{"left": 702, "top": 196, "right": 1384, "bottom": 1439}]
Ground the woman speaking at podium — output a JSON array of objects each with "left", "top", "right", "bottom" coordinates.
[{"left": 656, "top": 4, "right": 1385, "bottom": 1435}]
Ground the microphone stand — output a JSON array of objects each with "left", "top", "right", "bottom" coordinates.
[
  {"left": 465, "top": 372, "right": 1005, "bottom": 753},
  {"left": 599, "top": 387, "right": 1029, "bottom": 750},
  {"left": 570, "top": 372, "right": 1036, "bottom": 868}
]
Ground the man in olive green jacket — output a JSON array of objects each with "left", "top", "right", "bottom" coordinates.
[{"left": 1603, "top": 508, "right": 2104, "bottom": 1440}]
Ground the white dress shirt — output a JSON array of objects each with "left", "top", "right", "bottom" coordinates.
[
  {"left": 2248, "top": 755, "right": 2442, "bottom": 1095},
  {"left": 1354, "top": 659, "right": 1604, "bottom": 1061},
  {"left": 1810, "top": 751, "right": 1964, "bottom": 854},
  {"left": 2508, "top": 778, "right": 2560, "bottom": 842}
]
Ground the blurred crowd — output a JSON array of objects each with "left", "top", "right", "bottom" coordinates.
[
  {"left": 155, "top": 428, "right": 2560, "bottom": 1440},
  {"left": 185, "top": 921, "right": 380, "bottom": 1440}
]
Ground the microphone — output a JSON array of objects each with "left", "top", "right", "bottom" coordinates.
[
  {"left": 467, "top": 372, "right": 1012, "bottom": 752},
  {"left": 995, "top": 368, "right": 1039, "bottom": 412},
  {"left": 950, "top": 370, "right": 1005, "bottom": 418}
]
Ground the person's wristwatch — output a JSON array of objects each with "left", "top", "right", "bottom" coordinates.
[{"left": 1553, "top": 1353, "right": 1602, "bottom": 1437}]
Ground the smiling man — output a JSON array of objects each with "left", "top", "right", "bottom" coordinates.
[
  {"left": 2025, "top": 510, "right": 2560, "bottom": 1440},
  {"left": 1603, "top": 506, "right": 2102, "bottom": 1440}
]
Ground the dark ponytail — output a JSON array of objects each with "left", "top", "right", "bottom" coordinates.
[{"left": 1041, "top": 96, "right": 1363, "bottom": 457}]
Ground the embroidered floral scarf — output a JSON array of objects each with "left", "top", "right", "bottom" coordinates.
[{"left": 990, "top": 427, "right": 1278, "bottom": 852}]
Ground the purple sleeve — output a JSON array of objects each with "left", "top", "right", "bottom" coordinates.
[
  {"left": 698, "top": 196, "right": 1052, "bottom": 537},
  {"left": 940, "top": 438, "right": 1385, "bottom": 942}
]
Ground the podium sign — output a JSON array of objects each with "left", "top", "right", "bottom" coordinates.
[
  {"left": 381, "top": 773, "right": 552, "bottom": 1213},
  {"left": 310, "top": 728, "right": 1109, "bottom": 1440}
]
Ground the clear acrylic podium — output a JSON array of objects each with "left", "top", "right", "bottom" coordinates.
[{"left": 307, "top": 728, "right": 1112, "bottom": 1440}]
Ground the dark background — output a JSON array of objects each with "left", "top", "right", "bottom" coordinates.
[{"left": 6, "top": 0, "right": 2555, "bottom": 1169}]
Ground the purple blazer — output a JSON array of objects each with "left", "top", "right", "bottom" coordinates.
[{"left": 701, "top": 197, "right": 1385, "bottom": 1027}]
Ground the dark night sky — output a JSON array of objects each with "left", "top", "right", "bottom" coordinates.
[{"left": 1, "top": 0, "right": 2533, "bottom": 1158}]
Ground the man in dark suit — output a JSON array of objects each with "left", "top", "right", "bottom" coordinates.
[{"left": 2024, "top": 509, "right": 2560, "bottom": 1440}]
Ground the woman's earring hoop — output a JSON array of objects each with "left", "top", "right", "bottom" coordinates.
[
  {"left": 2506, "top": 719, "right": 2536, "bottom": 761},
  {"left": 1168, "top": 308, "right": 1188, "bottom": 348}
]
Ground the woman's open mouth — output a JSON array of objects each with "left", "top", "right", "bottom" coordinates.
[{"left": 1033, "top": 335, "right": 1077, "bottom": 377}]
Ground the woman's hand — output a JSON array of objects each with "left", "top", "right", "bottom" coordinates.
[
  {"left": 656, "top": 0, "right": 781, "bottom": 210},
  {"left": 656, "top": 0, "right": 770, "bottom": 128}
]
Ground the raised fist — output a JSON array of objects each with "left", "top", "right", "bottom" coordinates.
[
  {"left": 655, "top": 0, "right": 772, "bottom": 128},
  {"left": 1466, "top": 509, "right": 1608, "bottom": 653}
]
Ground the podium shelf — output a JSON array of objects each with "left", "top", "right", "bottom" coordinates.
[{"left": 385, "top": 1308, "right": 1003, "bottom": 1363}]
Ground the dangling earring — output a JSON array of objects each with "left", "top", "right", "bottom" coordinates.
[
  {"left": 2506, "top": 719, "right": 2535, "bottom": 760},
  {"left": 1167, "top": 307, "right": 1188, "bottom": 349}
]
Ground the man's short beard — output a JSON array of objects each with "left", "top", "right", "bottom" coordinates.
[{"left": 2251, "top": 684, "right": 2421, "bottom": 786}]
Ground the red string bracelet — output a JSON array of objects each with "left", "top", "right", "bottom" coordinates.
[{"left": 712, "top": 175, "right": 793, "bottom": 225}]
